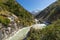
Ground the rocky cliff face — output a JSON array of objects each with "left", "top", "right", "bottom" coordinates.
[
  {"left": 0, "top": 0, "right": 34, "bottom": 39},
  {"left": 36, "top": 0, "right": 60, "bottom": 23}
]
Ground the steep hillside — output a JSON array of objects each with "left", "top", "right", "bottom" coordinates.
[
  {"left": 0, "top": 0, "right": 34, "bottom": 27},
  {"left": 36, "top": 0, "right": 60, "bottom": 23},
  {"left": 26, "top": 19, "right": 60, "bottom": 40},
  {"left": 0, "top": 0, "right": 34, "bottom": 39}
]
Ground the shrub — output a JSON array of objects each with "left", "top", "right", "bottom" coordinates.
[
  {"left": 26, "top": 19, "right": 60, "bottom": 40},
  {"left": 0, "top": 16, "right": 10, "bottom": 26}
]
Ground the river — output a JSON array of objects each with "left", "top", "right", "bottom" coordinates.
[{"left": 5, "top": 24, "right": 46, "bottom": 40}]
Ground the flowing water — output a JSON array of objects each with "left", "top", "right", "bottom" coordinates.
[
  {"left": 5, "top": 27, "right": 31, "bottom": 40},
  {"left": 5, "top": 23, "right": 46, "bottom": 40}
]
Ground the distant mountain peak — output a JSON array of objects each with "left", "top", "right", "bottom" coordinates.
[{"left": 31, "top": 10, "right": 41, "bottom": 16}]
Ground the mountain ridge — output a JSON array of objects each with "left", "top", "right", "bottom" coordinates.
[{"left": 35, "top": 1, "right": 60, "bottom": 23}]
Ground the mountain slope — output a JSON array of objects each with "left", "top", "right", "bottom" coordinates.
[
  {"left": 0, "top": 0, "right": 34, "bottom": 27},
  {"left": 0, "top": 0, "right": 34, "bottom": 39},
  {"left": 26, "top": 19, "right": 60, "bottom": 40},
  {"left": 36, "top": 0, "right": 60, "bottom": 23}
]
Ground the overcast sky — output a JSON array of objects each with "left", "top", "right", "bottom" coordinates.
[{"left": 16, "top": 0, "right": 56, "bottom": 12}]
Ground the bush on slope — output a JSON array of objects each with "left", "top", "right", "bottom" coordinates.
[{"left": 26, "top": 19, "right": 60, "bottom": 40}]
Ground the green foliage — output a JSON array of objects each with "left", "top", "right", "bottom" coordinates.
[
  {"left": 36, "top": 0, "right": 60, "bottom": 22},
  {"left": 26, "top": 28, "right": 41, "bottom": 40},
  {"left": 0, "top": 0, "right": 34, "bottom": 26},
  {"left": 0, "top": 16, "right": 10, "bottom": 26},
  {"left": 26, "top": 20, "right": 60, "bottom": 40},
  {"left": 40, "top": 20, "right": 60, "bottom": 40}
]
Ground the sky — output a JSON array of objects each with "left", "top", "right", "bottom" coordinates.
[{"left": 16, "top": 0, "right": 56, "bottom": 12}]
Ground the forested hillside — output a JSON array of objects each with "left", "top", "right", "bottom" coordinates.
[
  {"left": 0, "top": 0, "right": 34, "bottom": 27},
  {"left": 0, "top": 0, "right": 34, "bottom": 39},
  {"left": 36, "top": 0, "right": 60, "bottom": 23}
]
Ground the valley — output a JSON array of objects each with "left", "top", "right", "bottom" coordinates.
[{"left": 0, "top": 0, "right": 60, "bottom": 40}]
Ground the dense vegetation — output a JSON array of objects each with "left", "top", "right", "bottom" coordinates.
[
  {"left": 0, "top": 16, "right": 10, "bottom": 26},
  {"left": 36, "top": 0, "right": 60, "bottom": 23},
  {"left": 26, "top": 19, "right": 60, "bottom": 40},
  {"left": 0, "top": 0, "right": 34, "bottom": 27}
]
